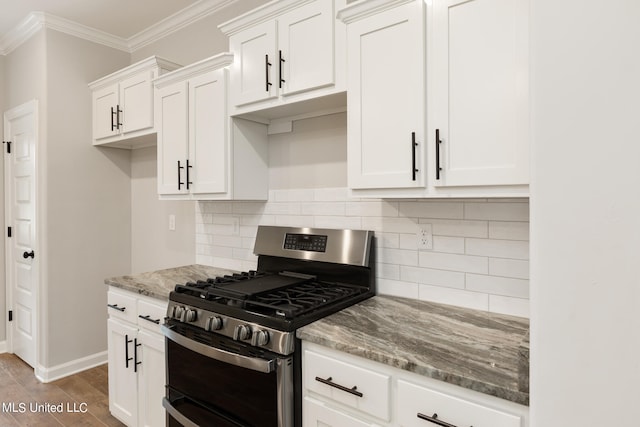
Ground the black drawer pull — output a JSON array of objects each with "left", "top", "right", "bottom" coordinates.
[
  {"left": 107, "top": 303, "right": 126, "bottom": 312},
  {"left": 134, "top": 338, "right": 142, "bottom": 373},
  {"left": 315, "top": 376, "right": 363, "bottom": 398},
  {"left": 138, "top": 314, "right": 160, "bottom": 325},
  {"left": 418, "top": 412, "right": 470, "bottom": 427}
]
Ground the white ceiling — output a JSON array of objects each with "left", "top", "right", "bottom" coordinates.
[{"left": 0, "top": 0, "right": 199, "bottom": 40}]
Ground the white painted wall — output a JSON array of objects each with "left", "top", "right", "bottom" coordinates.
[
  {"left": 131, "top": 146, "right": 195, "bottom": 273},
  {"left": 530, "top": 0, "right": 640, "bottom": 424},
  {"left": 130, "top": 0, "right": 270, "bottom": 65}
]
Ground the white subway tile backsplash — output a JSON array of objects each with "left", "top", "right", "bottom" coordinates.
[
  {"left": 195, "top": 187, "right": 530, "bottom": 317},
  {"left": 419, "top": 251, "right": 488, "bottom": 274},
  {"left": 466, "top": 238, "right": 529, "bottom": 260},
  {"left": 489, "top": 258, "right": 529, "bottom": 279},
  {"left": 400, "top": 265, "right": 465, "bottom": 289},
  {"left": 489, "top": 221, "right": 530, "bottom": 241},
  {"left": 418, "top": 284, "right": 489, "bottom": 312},
  {"left": 426, "top": 219, "right": 488, "bottom": 238},
  {"left": 377, "top": 278, "right": 420, "bottom": 299},
  {"left": 466, "top": 274, "right": 529, "bottom": 298},
  {"left": 464, "top": 202, "right": 529, "bottom": 221},
  {"left": 398, "top": 201, "right": 464, "bottom": 220}
]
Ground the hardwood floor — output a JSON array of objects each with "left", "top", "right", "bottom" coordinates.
[{"left": 0, "top": 353, "right": 125, "bottom": 426}]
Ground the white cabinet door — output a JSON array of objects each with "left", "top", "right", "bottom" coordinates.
[
  {"left": 92, "top": 83, "right": 119, "bottom": 140},
  {"left": 230, "top": 20, "right": 277, "bottom": 106},
  {"left": 107, "top": 319, "right": 138, "bottom": 427},
  {"left": 347, "top": 1, "right": 426, "bottom": 189},
  {"left": 304, "top": 398, "right": 376, "bottom": 427},
  {"left": 189, "top": 69, "right": 228, "bottom": 195},
  {"left": 120, "top": 71, "right": 155, "bottom": 135},
  {"left": 137, "top": 330, "right": 166, "bottom": 427},
  {"left": 278, "top": 0, "right": 334, "bottom": 96},
  {"left": 432, "top": 0, "right": 529, "bottom": 186},
  {"left": 156, "top": 82, "right": 189, "bottom": 196}
]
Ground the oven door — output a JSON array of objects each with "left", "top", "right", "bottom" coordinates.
[{"left": 161, "top": 323, "right": 293, "bottom": 427}]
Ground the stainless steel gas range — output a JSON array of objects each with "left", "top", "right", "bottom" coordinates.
[{"left": 161, "top": 225, "right": 375, "bottom": 427}]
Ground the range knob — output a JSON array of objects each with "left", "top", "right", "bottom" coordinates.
[
  {"left": 173, "top": 306, "right": 185, "bottom": 319},
  {"left": 183, "top": 309, "right": 197, "bottom": 323},
  {"left": 233, "top": 324, "right": 252, "bottom": 341},
  {"left": 205, "top": 316, "right": 223, "bottom": 331},
  {"left": 251, "top": 330, "right": 270, "bottom": 347}
]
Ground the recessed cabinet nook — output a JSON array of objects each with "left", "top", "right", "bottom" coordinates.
[{"left": 89, "top": 56, "right": 181, "bottom": 149}]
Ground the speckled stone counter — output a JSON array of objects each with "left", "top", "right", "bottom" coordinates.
[
  {"left": 104, "top": 264, "right": 237, "bottom": 300},
  {"left": 297, "top": 295, "right": 530, "bottom": 406}
]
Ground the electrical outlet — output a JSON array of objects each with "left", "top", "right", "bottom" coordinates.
[
  {"left": 169, "top": 214, "right": 176, "bottom": 231},
  {"left": 417, "top": 225, "right": 433, "bottom": 250}
]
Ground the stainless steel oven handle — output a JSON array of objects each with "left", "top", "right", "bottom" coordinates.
[
  {"left": 162, "top": 397, "right": 200, "bottom": 427},
  {"left": 161, "top": 324, "right": 276, "bottom": 374}
]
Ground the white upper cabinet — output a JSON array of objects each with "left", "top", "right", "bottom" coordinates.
[
  {"left": 431, "top": 0, "right": 530, "bottom": 188},
  {"left": 89, "top": 56, "right": 181, "bottom": 149},
  {"left": 340, "top": 0, "right": 426, "bottom": 190},
  {"left": 154, "top": 54, "right": 269, "bottom": 201},
  {"left": 220, "top": 0, "right": 346, "bottom": 117}
]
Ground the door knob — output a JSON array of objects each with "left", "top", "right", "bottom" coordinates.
[{"left": 23, "top": 250, "right": 34, "bottom": 259}]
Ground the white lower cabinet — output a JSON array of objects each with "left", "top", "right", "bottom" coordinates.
[
  {"left": 302, "top": 342, "right": 528, "bottom": 427},
  {"left": 107, "top": 288, "right": 167, "bottom": 427}
]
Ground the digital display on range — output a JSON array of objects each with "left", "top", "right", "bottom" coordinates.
[{"left": 283, "top": 233, "right": 328, "bottom": 252}]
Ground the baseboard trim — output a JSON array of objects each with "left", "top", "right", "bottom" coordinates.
[
  {"left": 0, "top": 340, "right": 7, "bottom": 353},
  {"left": 35, "top": 351, "right": 108, "bottom": 383}
]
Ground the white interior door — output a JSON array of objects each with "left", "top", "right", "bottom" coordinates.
[{"left": 4, "top": 100, "right": 38, "bottom": 368}]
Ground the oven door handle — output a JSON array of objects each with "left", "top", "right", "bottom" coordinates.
[
  {"left": 162, "top": 397, "right": 200, "bottom": 427},
  {"left": 161, "top": 324, "right": 276, "bottom": 374}
]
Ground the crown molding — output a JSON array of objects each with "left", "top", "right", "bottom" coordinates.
[
  {"left": 128, "top": 0, "right": 239, "bottom": 51},
  {"left": 0, "top": 0, "right": 240, "bottom": 56}
]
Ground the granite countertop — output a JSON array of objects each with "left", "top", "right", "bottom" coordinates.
[
  {"left": 104, "top": 264, "right": 237, "bottom": 300},
  {"left": 297, "top": 295, "right": 530, "bottom": 406}
]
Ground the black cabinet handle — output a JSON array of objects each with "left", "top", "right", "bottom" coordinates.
[
  {"left": 265, "top": 54, "right": 272, "bottom": 92},
  {"left": 279, "top": 50, "right": 285, "bottom": 88},
  {"left": 417, "top": 412, "right": 467, "bottom": 427},
  {"left": 315, "top": 376, "right": 363, "bottom": 398},
  {"left": 186, "top": 159, "right": 193, "bottom": 190},
  {"left": 134, "top": 338, "right": 142, "bottom": 373},
  {"left": 138, "top": 314, "right": 160, "bottom": 325},
  {"left": 116, "top": 104, "right": 122, "bottom": 130},
  {"left": 177, "top": 160, "right": 184, "bottom": 190},
  {"left": 111, "top": 107, "right": 116, "bottom": 131},
  {"left": 23, "top": 250, "right": 34, "bottom": 259},
  {"left": 435, "top": 129, "right": 443, "bottom": 180},
  {"left": 412, "top": 132, "right": 419, "bottom": 181},
  {"left": 125, "top": 334, "right": 133, "bottom": 368},
  {"left": 107, "top": 304, "right": 126, "bottom": 312}
]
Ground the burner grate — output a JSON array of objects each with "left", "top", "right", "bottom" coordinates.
[{"left": 246, "top": 281, "right": 364, "bottom": 318}]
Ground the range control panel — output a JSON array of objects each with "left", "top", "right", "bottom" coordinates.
[{"left": 283, "top": 233, "right": 328, "bottom": 252}]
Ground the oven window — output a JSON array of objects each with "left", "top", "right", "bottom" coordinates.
[{"left": 167, "top": 338, "right": 279, "bottom": 427}]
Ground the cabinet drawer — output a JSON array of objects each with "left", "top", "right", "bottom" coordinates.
[
  {"left": 107, "top": 290, "right": 137, "bottom": 323},
  {"left": 136, "top": 299, "right": 167, "bottom": 333},
  {"left": 303, "top": 397, "right": 377, "bottom": 427},
  {"left": 304, "top": 349, "right": 391, "bottom": 421},
  {"left": 397, "top": 380, "right": 522, "bottom": 427}
]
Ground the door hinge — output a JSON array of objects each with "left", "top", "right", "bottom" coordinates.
[
  {"left": 8, "top": 310, "right": 13, "bottom": 322},
  {"left": 2, "top": 140, "right": 11, "bottom": 153},
  {"left": 7, "top": 227, "right": 11, "bottom": 238}
]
